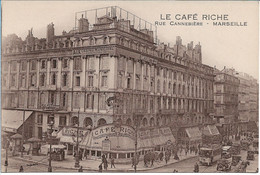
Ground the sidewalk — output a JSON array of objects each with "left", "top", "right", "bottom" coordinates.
[{"left": 14, "top": 152, "right": 198, "bottom": 172}]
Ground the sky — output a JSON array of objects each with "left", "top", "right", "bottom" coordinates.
[{"left": 2, "top": 1, "right": 259, "bottom": 80}]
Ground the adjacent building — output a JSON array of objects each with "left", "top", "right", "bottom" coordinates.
[
  {"left": 213, "top": 67, "right": 239, "bottom": 138},
  {"left": 2, "top": 6, "right": 215, "bottom": 159}
]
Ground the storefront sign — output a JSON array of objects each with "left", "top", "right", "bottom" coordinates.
[
  {"left": 138, "top": 127, "right": 172, "bottom": 139},
  {"left": 102, "top": 139, "right": 111, "bottom": 152},
  {"left": 62, "top": 127, "right": 90, "bottom": 137},
  {"left": 2, "top": 127, "right": 17, "bottom": 133},
  {"left": 92, "top": 125, "right": 135, "bottom": 140}
]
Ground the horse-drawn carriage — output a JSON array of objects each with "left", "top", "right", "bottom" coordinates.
[
  {"left": 233, "top": 161, "right": 250, "bottom": 173},
  {"left": 231, "top": 155, "right": 241, "bottom": 166},
  {"left": 216, "top": 159, "right": 232, "bottom": 171},
  {"left": 240, "top": 140, "right": 250, "bottom": 150}
]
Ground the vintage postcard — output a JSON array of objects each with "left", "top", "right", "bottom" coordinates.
[{"left": 1, "top": 1, "right": 259, "bottom": 173}]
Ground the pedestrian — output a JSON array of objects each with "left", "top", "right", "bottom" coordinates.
[
  {"left": 98, "top": 163, "right": 103, "bottom": 172},
  {"left": 194, "top": 162, "right": 199, "bottom": 173},
  {"left": 111, "top": 157, "right": 116, "bottom": 168},
  {"left": 78, "top": 166, "right": 83, "bottom": 172},
  {"left": 131, "top": 157, "right": 135, "bottom": 167},
  {"left": 104, "top": 159, "right": 108, "bottom": 170},
  {"left": 185, "top": 148, "right": 188, "bottom": 156},
  {"left": 19, "top": 166, "right": 24, "bottom": 172}
]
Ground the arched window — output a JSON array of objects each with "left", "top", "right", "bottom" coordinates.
[
  {"left": 84, "top": 117, "right": 93, "bottom": 127},
  {"left": 126, "top": 118, "right": 132, "bottom": 126},
  {"left": 97, "top": 118, "right": 107, "bottom": 127},
  {"left": 168, "top": 82, "right": 171, "bottom": 93},
  {"left": 71, "top": 116, "right": 78, "bottom": 126},
  {"left": 150, "top": 117, "right": 155, "bottom": 127},
  {"left": 156, "top": 117, "right": 160, "bottom": 126},
  {"left": 142, "top": 118, "right": 148, "bottom": 127}
]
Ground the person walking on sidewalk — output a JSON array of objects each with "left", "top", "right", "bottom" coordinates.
[
  {"left": 78, "top": 166, "right": 83, "bottom": 172},
  {"left": 19, "top": 166, "right": 24, "bottom": 172},
  {"left": 194, "top": 162, "right": 199, "bottom": 173},
  {"left": 110, "top": 157, "right": 116, "bottom": 168},
  {"left": 98, "top": 163, "right": 103, "bottom": 172}
]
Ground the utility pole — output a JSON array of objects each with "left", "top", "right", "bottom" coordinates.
[{"left": 21, "top": 110, "right": 25, "bottom": 157}]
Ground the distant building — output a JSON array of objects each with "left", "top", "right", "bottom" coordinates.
[{"left": 213, "top": 67, "right": 239, "bottom": 138}]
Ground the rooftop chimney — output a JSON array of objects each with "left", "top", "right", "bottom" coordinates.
[
  {"left": 78, "top": 15, "right": 89, "bottom": 33},
  {"left": 47, "top": 23, "right": 55, "bottom": 43}
]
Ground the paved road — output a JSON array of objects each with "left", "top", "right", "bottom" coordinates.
[
  {"left": 142, "top": 150, "right": 258, "bottom": 173},
  {"left": 1, "top": 150, "right": 258, "bottom": 173}
]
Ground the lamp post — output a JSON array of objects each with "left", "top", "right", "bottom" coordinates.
[
  {"left": 21, "top": 110, "right": 25, "bottom": 158},
  {"left": 48, "top": 120, "right": 54, "bottom": 172},
  {"left": 74, "top": 110, "right": 80, "bottom": 168},
  {"left": 4, "top": 139, "right": 10, "bottom": 173}
]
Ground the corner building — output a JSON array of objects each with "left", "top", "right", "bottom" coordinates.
[{"left": 2, "top": 7, "right": 214, "bottom": 159}]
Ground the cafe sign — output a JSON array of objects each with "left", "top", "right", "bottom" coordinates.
[{"left": 92, "top": 124, "right": 135, "bottom": 140}]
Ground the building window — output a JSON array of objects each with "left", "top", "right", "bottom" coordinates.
[
  {"left": 59, "top": 116, "right": 67, "bottom": 126},
  {"left": 52, "top": 59, "right": 57, "bottom": 69},
  {"left": 101, "top": 75, "right": 108, "bottom": 87},
  {"left": 61, "top": 93, "right": 67, "bottom": 107},
  {"left": 50, "top": 92, "right": 55, "bottom": 104},
  {"left": 38, "top": 127, "right": 42, "bottom": 139},
  {"left": 41, "top": 60, "right": 46, "bottom": 69},
  {"left": 30, "top": 74, "right": 36, "bottom": 87},
  {"left": 19, "top": 74, "right": 26, "bottom": 88},
  {"left": 163, "top": 81, "right": 166, "bottom": 93},
  {"left": 31, "top": 60, "right": 36, "bottom": 71},
  {"left": 37, "top": 114, "right": 43, "bottom": 124},
  {"left": 63, "top": 59, "right": 69, "bottom": 68},
  {"left": 74, "top": 57, "right": 82, "bottom": 71},
  {"left": 73, "top": 93, "right": 80, "bottom": 108},
  {"left": 99, "top": 94, "right": 106, "bottom": 110},
  {"left": 157, "top": 80, "right": 160, "bottom": 93},
  {"left": 10, "top": 74, "right": 16, "bottom": 87},
  {"left": 47, "top": 115, "right": 55, "bottom": 124},
  {"left": 62, "top": 73, "right": 68, "bottom": 87},
  {"left": 86, "top": 94, "right": 94, "bottom": 109},
  {"left": 40, "top": 74, "right": 45, "bottom": 86},
  {"left": 21, "top": 61, "right": 27, "bottom": 71},
  {"left": 117, "top": 74, "right": 123, "bottom": 88},
  {"left": 88, "top": 76, "right": 93, "bottom": 87},
  {"left": 51, "top": 73, "right": 56, "bottom": 85},
  {"left": 75, "top": 76, "right": 80, "bottom": 86},
  {"left": 127, "top": 77, "right": 131, "bottom": 89}
]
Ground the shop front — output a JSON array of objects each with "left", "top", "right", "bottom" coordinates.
[
  {"left": 178, "top": 127, "right": 202, "bottom": 148},
  {"left": 56, "top": 124, "right": 176, "bottom": 162}
]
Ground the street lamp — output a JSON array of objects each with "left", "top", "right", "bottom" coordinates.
[
  {"left": 4, "top": 139, "right": 10, "bottom": 173},
  {"left": 72, "top": 110, "right": 82, "bottom": 168},
  {"left": 48, "top": 120, "right": 54, "bottom": 172}
]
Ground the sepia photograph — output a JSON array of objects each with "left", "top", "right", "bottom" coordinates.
[{"left": 1, "top": 1, "right": 259, "bottom": 173}]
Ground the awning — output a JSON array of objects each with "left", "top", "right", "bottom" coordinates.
[
  {"left": 185, "top": 127, "right": 202, "bottom": 141},
  {"left": 1, "top": 110, "right": 33, "bottom": 133},
  {"left": 203, "top": 125, "right": 220, "bottom": 136},
  {"left": 138, "top": 127, "right": 175, "bottom": 149}
]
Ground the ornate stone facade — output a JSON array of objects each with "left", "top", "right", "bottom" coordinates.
[{"left": 2, "top": 7, "right": 214, "bottom": 140}]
